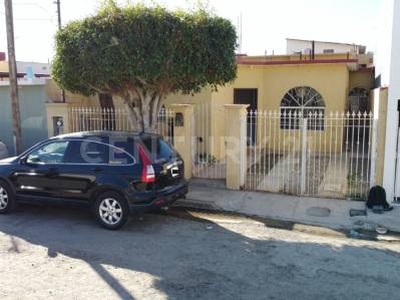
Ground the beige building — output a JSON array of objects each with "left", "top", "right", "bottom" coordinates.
[
  {"left": 45, "top": 42, "right": 382, "bottom": 199},
  {"left": 45, "top": 46, "right": 376, "bottom": 158},
  {"left": 163, "top": 50, "right": 375, "bottom": 158}
]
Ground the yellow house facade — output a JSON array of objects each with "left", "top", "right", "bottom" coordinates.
[
  {"left": 164, "top": 52, "right": 375, "bottom": 159},
  {"left": 44, "top": 51, "right": 375, "bottom": 164},
  {"left": 43, "top": 50, "right": 381, "bottom": 198}
]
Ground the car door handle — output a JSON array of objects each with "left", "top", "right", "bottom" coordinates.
[{"left": 92, "top": 167, "right": 103, "bottom": 172}]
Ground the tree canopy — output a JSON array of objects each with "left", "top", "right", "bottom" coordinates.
[{"left": 52, "top": 2, "right": 237, "bottom": 132}]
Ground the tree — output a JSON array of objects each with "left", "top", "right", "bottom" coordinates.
[{"left": 52, "top": 2, "right": 237, "bottom": 133}]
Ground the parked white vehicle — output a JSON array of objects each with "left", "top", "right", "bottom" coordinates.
[{"left": 0, "top": 141, "right": 9, "bottom": 159}]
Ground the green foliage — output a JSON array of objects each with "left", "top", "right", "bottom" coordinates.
[{"left": 52, "top": 2, "right": 237, "bottom": 97}]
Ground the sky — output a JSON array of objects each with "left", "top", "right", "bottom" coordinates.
[{"left": 0, "top": 0, "right": 384, "bottom": 63}]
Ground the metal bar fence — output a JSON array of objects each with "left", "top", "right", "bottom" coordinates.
[
  {"left": 192, "top": 102, "right": 226, "bottom": 179},
  {"left": 69, "top": 106, "right": 175, "bottom": 144},
  {"left": 245, "top": 110, "right": 374, "bottom": 200}
]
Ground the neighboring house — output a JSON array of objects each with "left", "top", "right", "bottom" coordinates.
[
  {"left": 0, "top": 80, "right": 49, "bottom": 155},
  {"left": 45, "top": 79, "right": 99, "bottom": 106},
  {"left": 286, "top": 38, "right": 369, "bottom": 56},
  {"left": 0, "top": 53, "right": 51, "bottom": 81},
  {"left": 378, "top": 0, "right": 400, "bottom": 202},
  {"left": 0, "top": 55, "right": 51, "bottom": 154}
]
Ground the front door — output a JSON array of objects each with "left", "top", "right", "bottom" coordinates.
[{"left": 234, "top": 88, "right": 258, "bottom": 145}]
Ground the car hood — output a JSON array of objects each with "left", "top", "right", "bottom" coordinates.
[{"left": 0, "top": 156, "right": 18, "bottom": 164}]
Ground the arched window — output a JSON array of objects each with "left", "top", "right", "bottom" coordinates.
[
  {"left": 348, "top": 87, "right": 368, "bottom": 112},
  {"left": 280, "top": 86, "right": 325, "bottom": 130}
]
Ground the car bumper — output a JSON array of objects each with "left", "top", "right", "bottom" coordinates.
[{"left": 128, "top": 181, "right": 188, "bottom": 213}]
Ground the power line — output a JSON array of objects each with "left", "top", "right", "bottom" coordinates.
[{"left": 13, "top": 2, "right": 53, "bottom": 15}]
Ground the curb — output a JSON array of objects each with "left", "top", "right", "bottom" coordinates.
[
  {"left": 174, "top": 198, "right": 220, "bottom": 211},
  {"left": 174, "top": 198, "right": 400, "bottom": 241}
]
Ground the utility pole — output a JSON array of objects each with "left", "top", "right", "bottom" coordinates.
[
  {"left": 55, "top": 0, "right": 66, "bottom": 103},
  {"left": 56, "top": 0, "right": 61, "bottom": 28},
  {"left": 4, "top": 0, "right": 22, "bottom": 154}
]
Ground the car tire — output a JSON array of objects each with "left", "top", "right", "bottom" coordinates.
[
  {"left": 0, "top": 180, "right": 16, "bottom": 214},
  {"left": 94, "top": 191, "right": 129, "bottom": 230}
]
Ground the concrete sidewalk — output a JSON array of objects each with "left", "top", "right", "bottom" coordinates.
[{"left": 175, "top": 179, "right": 400, "bottom": 234}]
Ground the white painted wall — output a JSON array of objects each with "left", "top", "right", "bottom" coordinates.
[
  {"left": 375, "top": 0, "right": 394, "bottom": 87},
  {"left": 383, "top": 0, "right": 400, "bottom": 201},
  {"left": 0, "top": 61, "right": 50, "bottom": 77},
  {"left": 286, "top": 39, "right": 364, "bottom": 54},
  {"left": 16, "top": 62, "right": 50, "bottom": 77}
]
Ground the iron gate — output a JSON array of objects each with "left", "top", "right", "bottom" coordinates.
[{"left": 245, "top": 110, "right": 375, "bottom": 200}]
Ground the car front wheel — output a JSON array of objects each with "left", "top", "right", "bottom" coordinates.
[
  {"left": 94, "top": 191, "right": 129, "bottom": 230},
  {"left": 0, "top": 180, "right": 16, "bottom": 214}
]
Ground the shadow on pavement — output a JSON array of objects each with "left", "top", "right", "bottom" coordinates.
[{"left": 1, "top": 203, "right": 400, "bottom": 299}]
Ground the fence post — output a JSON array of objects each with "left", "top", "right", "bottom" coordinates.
[
  {"left": 45, "top": 103, "right": 72, "bottom": 137},
  {"left": 370, "top": 110, "right": 378, "bottom": 188},
  {"left": 170, "top": 104, "right": 194, "bottom": 180},
  {"left": 224, "top": 104, "right": 248, "bottom": 190},
  {"left": 300, "top": 118, "right": 307, "bottom": 194}
]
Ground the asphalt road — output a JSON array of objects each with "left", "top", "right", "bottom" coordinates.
[{"left": 0, "top": 204, "right": 399, "bottom": 300}]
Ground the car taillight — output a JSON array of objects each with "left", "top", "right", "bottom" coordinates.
[{"left": 138, "top": 144, "right": 155, "bottom": 183}]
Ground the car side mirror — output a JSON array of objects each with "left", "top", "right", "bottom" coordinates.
[{"left": 19, "top": 156, "right": 28, "bottom": 165}]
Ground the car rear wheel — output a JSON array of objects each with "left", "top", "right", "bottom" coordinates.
[
  {"left": 94, "top": 191, "right": 129, "bottom": 230},
  {"left": 0, "top": 180, "right": 16, "bottom": 214}
]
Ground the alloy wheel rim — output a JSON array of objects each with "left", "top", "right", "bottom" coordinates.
[
  {"left": 99, "top": 198, "right": 123, "bottom": 225},
  {"left": 0, "top": 187, "right": 8, "bottom": 209}
]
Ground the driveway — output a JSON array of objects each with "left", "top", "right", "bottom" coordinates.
[{"left": 0, "top": 205, "right": 399, "bottom": 299}]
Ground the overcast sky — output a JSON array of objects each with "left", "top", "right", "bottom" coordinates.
[{"left": 0, "top": 0, "right": 385, "bottom": 63}]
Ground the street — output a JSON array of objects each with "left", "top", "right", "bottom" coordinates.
[{"left": 0, "top": 204, "right": 400, "bottom": 300}]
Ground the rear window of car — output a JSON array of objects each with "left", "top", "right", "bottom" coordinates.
[
  {"left": 141, "top": 137, "right": 175, "bottom": 163},
  {"left": 64, "top": 140, "right": 135, "bottom": 165}
]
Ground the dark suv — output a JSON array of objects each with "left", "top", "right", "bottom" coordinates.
[{"left": 0, "top": 131, "right": 188, "bottom": 229}]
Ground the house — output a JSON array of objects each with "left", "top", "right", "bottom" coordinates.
[
  {"left": 0, "top": 79, "right": 49, "bottom": 155},
  {"left": 44, "top": 39, "right": 380, "bottom": 199},
  {"left": 378, "top": 0, "right": 400, "bottom": 203},
  {"left": 0, "top": 53, "right": 51, "bottom": 81},
  {"left": 164, "top": 44, "right": 375, "bottom": 157},
  {"left": 0, "top": 55, "right": 53, "bottom": 154},
  {"left": 286, "top": 38, "right": 368, "bottom": 56}
]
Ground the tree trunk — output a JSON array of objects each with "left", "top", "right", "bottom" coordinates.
[
  {"left": 119, "top": 89, "right": 164, "bottom": 134},
  {"left": 99, "top": 93, "right": 115, "bottom": 130}
]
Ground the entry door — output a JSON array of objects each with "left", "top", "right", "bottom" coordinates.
[{"left": 234, "top": 89, "right": 258, "bottom": 145}]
